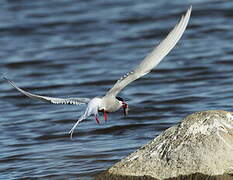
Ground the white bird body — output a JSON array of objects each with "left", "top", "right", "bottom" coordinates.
[
  {"left": 101, "top": 95, "right": 122, "bottom": 112},
  {"left": 84, "top": 96, "right": 122, "bottom": 114},
  {"left": 4, "top": 6, "right": 192, "bottom": 138}
]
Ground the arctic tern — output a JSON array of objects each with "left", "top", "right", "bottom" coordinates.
[{"left": 4, "top": 6, "right": 192, "bottom": 138}]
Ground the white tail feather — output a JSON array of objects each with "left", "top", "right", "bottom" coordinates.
[{"left": 69, "top": 97, "right": 102, "bottom": 139}]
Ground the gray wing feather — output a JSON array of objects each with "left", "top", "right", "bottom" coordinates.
[
  {"left": 4, "top": 77, "right": 90, "bottom": 105},
  {"left": 106, "top": 6, "right": 192, "bottom": 97}
]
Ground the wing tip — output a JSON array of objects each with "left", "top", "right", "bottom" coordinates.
[
  {"left": 186, "top": 5, "right": 192, "bottom": 18},
  {"left": 177, "top": 5, "right": 192, "bottom": 34},
  {"left": 3, "top": 76, "right": 15, "bottom": 87},
  {"left": 189, "top": 5, "right": 192, "bottom": 11},
  {"left": 2, "top": 76, "right": 9, "bottom": 82}
]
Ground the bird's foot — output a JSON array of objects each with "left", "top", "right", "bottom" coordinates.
[
  {"left": 95, "top": 115, "right": 100, "bottom": 124},
  {"left": 103, "top": 111, "right": 107, "bottom": 122}
]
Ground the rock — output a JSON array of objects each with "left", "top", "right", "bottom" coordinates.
[{"left": 96, "top": 110, "right": 233, "bottom": 180}]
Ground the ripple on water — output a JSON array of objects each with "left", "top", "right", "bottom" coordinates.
[{"left": 1, "top": 0, "right": 233, "bottom": 179}]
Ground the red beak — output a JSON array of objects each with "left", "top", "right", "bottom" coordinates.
[{"left": 122, "top": 103, "right": 128, "bottom": 116}]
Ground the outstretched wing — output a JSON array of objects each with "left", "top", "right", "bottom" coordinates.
[
  {"left": 4, "top": 77, "right": 90, "bottom": 105},
  {"left": 106, "top": 6, "right": 192, "bottom": 97}
]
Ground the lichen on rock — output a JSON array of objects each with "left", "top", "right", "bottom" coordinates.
[{"left": 97, "top": 110, "right": 233, "bottom": 180}]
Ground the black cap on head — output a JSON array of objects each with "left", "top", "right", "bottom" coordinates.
[
  {"left": 116, "top": 96, "right": 128, "bottom": 116},
  {"left": 116, "top": 96, "right": 124, "bottom": 102}
]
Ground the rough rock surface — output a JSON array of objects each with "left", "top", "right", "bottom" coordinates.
[{"left": 97, "top": 110, "right": 233, "bottom": 180}]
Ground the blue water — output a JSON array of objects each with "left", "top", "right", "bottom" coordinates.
[{"left": 1, "top": 0, "right": 233, "bottom": 179}]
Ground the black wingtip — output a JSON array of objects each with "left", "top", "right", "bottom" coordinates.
[{"left": 2, "top": 76, "right": 8, "bottom": 81}]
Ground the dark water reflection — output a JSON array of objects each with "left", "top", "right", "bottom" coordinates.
[{"left": 1, "top": 0, "right": 233, "bottom": 179}]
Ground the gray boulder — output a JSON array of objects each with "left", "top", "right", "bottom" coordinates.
[{"left": 97, "top": 110, "right": 233, "bottom": 180}]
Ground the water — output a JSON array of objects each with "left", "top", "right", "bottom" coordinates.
[{"left": 0, "top": 0, "right": 233, "bottom": 179}]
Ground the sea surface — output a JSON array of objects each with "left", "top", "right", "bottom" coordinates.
[{"left": 0, "top": 0, "right": 233, "bottom": 179}]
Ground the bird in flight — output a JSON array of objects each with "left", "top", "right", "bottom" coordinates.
[{"left": 4, "top": 6, "right": 192, "bottom": 138}]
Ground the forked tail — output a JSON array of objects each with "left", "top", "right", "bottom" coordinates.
[{"left": 68, "top": 97, "right": 102, "bottom": 139}]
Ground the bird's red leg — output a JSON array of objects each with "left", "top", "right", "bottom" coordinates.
[
  {"left": 95, "top": 115, "right": 100, "bottom": 124},
  {"left": 103, "top": 110, "right": 108, "bottom": 122}
]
